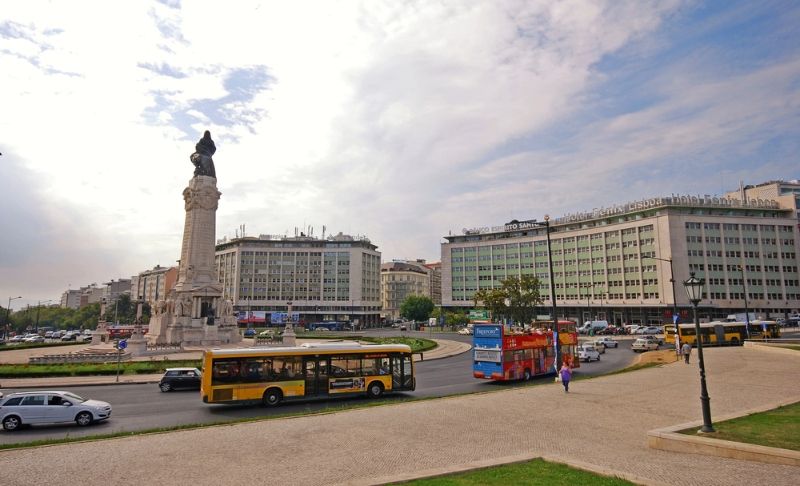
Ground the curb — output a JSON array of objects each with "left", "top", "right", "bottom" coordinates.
[
  {"left": 364, "top": 451, "right": 661, "bottom": 486},
  {"left": 647, "top": 395, "right": 800, "bottom": 466}
]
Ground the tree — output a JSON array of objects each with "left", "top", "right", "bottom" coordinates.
[
  {"left": 500, "top": 275, "right": 542, "bottom": 325},
  {"left": 474, "top": 275, "right": 542, "bottom": 325},
  {"left": 473, "top": 287, "right": 507, "bottom": 321},
  {"left": 103, "top": 294, "right": 145, "bottom": 324},
  {"left": 400, "top": 295, "right": 435, "bottom": 322}
]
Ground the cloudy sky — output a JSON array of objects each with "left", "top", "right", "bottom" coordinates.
[{"left": 2, "top": 0, "right": 799, "bottom": 309}]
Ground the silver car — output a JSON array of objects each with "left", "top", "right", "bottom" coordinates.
[{"left": 0, "top": 391, "right": 112, "bottom": 431}]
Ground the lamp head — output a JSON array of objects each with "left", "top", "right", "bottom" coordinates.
[{"left": 683, "top": 271, "right": 705, "bottom": 305}]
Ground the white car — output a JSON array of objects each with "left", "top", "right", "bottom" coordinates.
[
  {"left": 578, "top": 344, "right": 601, "bottom": 362},
  {"left": 631, "top": 338, "right": 659, "bottom": 352},
  {"left": 589, "top": 340, "right": 607, "bottom": 354},
  {"left": 23, "top": 335, "right": 45, "bottom": 343},
  {"left": 457, "top": 327, "right": 472, "bottom": 335},
  {"left": 594, "top": 337, "right": 619, "bottom": 348},
  {"left": 0, "top": 391, "right": 112, "bottom": 431}
]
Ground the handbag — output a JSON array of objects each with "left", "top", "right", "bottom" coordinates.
[{"left": 554, "top": 374, "right": 561, "bottom": 382}]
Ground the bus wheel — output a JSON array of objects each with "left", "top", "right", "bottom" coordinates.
[
  {"left": 523, "top": 369, "right": 532, "bottom": 381},
  {"left": 263, "top": 388, "right": 282, "bottom": 407},
  {"left": 731, "top": 337, "right": 740, "bottom": 346},
  {"left": 367, "top": 381, "right": 384, "bottom": 398}
]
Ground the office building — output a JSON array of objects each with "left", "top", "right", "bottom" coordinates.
[
  {"left": 102, "top": 278, "right": 132, "bottom": 303},
  {"left": 60, "top": 289, "right": 81, "bottom": 310},
  {"left": 380, "top": 260, "right": 434, "bottom": 320},
  {"left": 215, "top": 232, "right": 382, "bottom": 327},
  {"left": 442, "top": 190, "right": 800, "bottom": 325},
  {"left": 131, "top": 265, "right": 178, "bottom": 306}
]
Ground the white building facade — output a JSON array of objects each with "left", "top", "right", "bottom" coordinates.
[
  {"left": 215, "top": 233, "right": 382, "bottom": 327},
  {"left": 442, "top": 193, "right": 800, "bottom": 325}
]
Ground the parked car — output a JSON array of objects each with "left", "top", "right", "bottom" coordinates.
[
  {"left": 0, "top": 391, "right": 112, "bottom": 431},
  {"left": 159, "top": 368, "right": 202, "bottom": 392},
  {"left": 23, "top": 335, "right": 45, "bottom": 343},
  {"left": 631, "top": 338, "right": 659, "bottom": 352},
  {"left": 257, "top": 330, "right": 274, "bottom": 338},
  {"left": 594, "top": 336, "right": 619, "bottom": 349},
  {"left": 399, "top": 324, "right": 408, "bottom": 331},
  {"left": 589, "top": 340, "right": 606, "bottom": 354},
  {"left": 636, "top": 326, "right": 662, "bottom": 335},
  {"left": 639, "top": 334, "right": 663, "bottom": 345},
  {"left": 243, "top": 328, "right": 256, "bottom": 338},
  {"left": 578, "top": 343, "right": 601, "bottom": 362},
  {"left": 457, "top": 327, "right": 472, "bottom": 335}
]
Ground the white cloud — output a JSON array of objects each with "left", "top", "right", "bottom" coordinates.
[{"left": 1, "top": 0, "right": 797, "bottom": 307}]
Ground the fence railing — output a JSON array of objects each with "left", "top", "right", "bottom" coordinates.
[{"left": 146, "top": 342, "right": 183, "bottom": 351}]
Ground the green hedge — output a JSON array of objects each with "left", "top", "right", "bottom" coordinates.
[{"left": 0, "top": 359, "right": 203, "bottom": 378}]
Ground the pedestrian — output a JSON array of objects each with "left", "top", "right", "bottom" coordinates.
[
  {"left": 682, "top": 342, "right": 692, "bottom": 364},
  {"left": 559, "top": 362, "right": 572, "bottom": 393}
]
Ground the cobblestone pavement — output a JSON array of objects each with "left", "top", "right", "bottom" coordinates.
[{"left": 0, "top": 346, "right": 798, "bottom": 486}]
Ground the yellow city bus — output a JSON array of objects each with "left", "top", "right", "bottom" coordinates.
[
  {"left": 201, "top": 342, "right": 415, "bottom": 406},
  {"left": 663, "top": 321, "right": 780, "bottom": 346}
]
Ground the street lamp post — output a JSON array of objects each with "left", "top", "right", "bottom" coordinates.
[
  {"left": 737, "top": 265, "right": 751, "bottom": 339},
  {"left": 528, "top": 216, "right": 559, "bottom": 367},
  {"left": 34, "top": 300, "right": 53, "bottom": 334},
  {"left": 5, "top": 296, "right": 22, "bottom": 339},
  {"left": 643, "top": 256, "right": 679, "bottom": 339},
  {"left": 683, "top": 272, "right": 715, "bottom": 433}
]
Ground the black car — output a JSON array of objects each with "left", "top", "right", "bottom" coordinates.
[{"left": 159, "top": 368, "right": 202, "bottom": 392}]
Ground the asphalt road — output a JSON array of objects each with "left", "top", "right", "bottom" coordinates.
[{"left": 0, "top": 332, "right": 636, "bottom": 445}]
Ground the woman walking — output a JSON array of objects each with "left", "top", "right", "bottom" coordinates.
[{"left": 559, "top": 362, "right": 572, "bottom": 393}]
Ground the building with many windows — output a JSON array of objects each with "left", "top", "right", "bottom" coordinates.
[
  {"left": 131, "top": 266, "right": 178, "bottom": 306},
  {"left": 215, "top": 232, "right": 382, "bottom": 327},
  {"left": 425, "top": 262, "right": 442, "bottom": 306},
  {"left": 380, "top": 260, "right": 435, "bottom": 320},
  {"left": 60, "top": 289, "right": 81, "bottom": 310},
  {"left": 442, "top": 191, "right": 800, "bottom": 326}
]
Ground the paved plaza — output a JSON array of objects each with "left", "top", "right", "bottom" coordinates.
[{"left": 1, "top": 346, "right": 799, "bottom": 485}]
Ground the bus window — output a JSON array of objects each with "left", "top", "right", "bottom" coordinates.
[
  {"left": 273, "top": 357, "right": 301, "bottom": 380},
  {"left": 331, "top": 356, "right": 361, "bottom": 377},
  {"left": 212, "top": 358, "right": 241, "bottom": 385}
]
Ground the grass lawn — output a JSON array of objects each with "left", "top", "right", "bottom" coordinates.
[
  {"left": 777, "top": 345, "right": 800, "bottom": 351},
  {"left": 678, "top": 401, "right": 800, "bottom": 451},
  {"left": 392, "top": 458, "right": 633, "bottom": 486}
]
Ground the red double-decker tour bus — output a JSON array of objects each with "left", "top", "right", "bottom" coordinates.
[{"left": 472, "top": 321, "right": 579, "bottom": 381}]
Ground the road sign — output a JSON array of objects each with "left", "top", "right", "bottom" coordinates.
[
  {"left": 117, "top": 339, "right": 127, "bottom": 350},
  {"left": 469, "top": 310, "right": 489, "bottom": 320}
]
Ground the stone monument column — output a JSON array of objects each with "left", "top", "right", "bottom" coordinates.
[
  {"left": 174, "top": 176, "right": 221, "bottom": 293},
  {"left": 146, "top": 131, "right": 241, "bottom": 347}
]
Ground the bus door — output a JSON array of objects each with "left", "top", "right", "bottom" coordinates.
[
  {"left": 303, "top": 357, "right": 329, "bottom": 397},
  {"left": 390, "top": 354, "right": 414, "bottom": 390},
  {"left": 714, "top": 324, "right": 726, "bottom": 344}
]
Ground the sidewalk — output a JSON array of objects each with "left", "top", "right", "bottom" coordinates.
[
  {"left": 1, "top": 346, "right": 798, "bottom": 486},
  {"left": 0, "top": 338, "right": 470, "bottom": 389}
]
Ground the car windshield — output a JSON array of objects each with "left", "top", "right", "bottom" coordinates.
[{"left": 63, "top": 392, "right": 86, "bottom": 403}]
